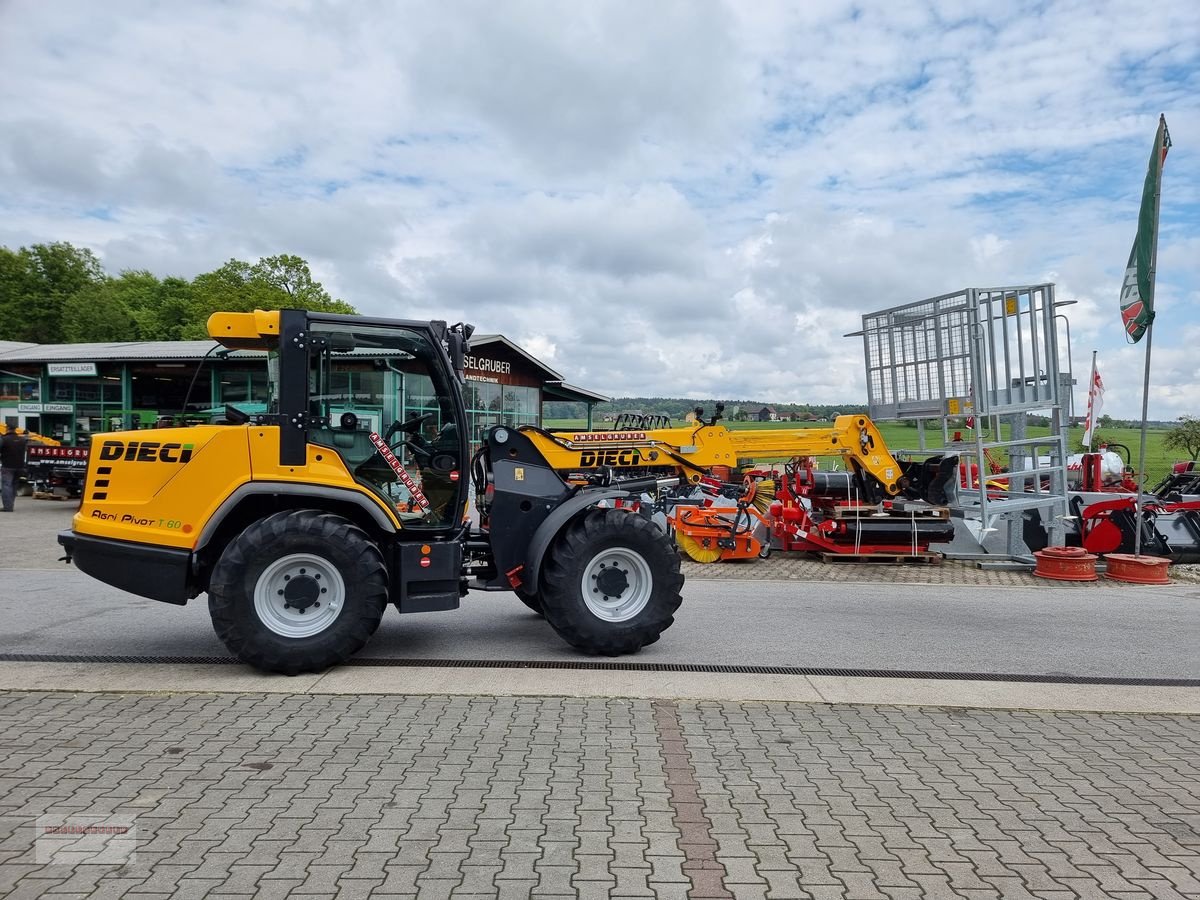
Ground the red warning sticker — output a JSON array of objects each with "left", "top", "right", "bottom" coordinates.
[{"left": 368, "top": 432, "right": 430, "bottom": 510}]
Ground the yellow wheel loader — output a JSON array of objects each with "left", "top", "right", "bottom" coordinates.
[{"left": 58, "top": 309, "right": 684, "bottom": 674}]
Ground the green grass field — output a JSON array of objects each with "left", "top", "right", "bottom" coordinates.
[{"left": 543, "top": 417, "right": 1181, "bottom": 483}]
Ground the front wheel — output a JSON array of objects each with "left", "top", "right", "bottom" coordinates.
[
  {"left": 540, "top": 508, "right": 683, "bottom": 655},
  {"left": 516, "top": 588, "right": 544, "bottom": 616},
  {"left": 208, "top": 510, "right": 388, "bottom": 674}
]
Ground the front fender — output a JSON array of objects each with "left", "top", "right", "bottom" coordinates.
[{"left": 525, "top": 488, "right": 641, "bottom": 591}]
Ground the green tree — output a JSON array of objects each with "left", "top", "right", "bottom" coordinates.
[
  {"left": 100, "top": 270, "right": 160, "bottom": 339},
  {"left": 1163, "top": 415, "right": 1200, "bottom": 460},
  {"left": 98, "top": 270, "right": 197, "bottom": 341},
  {"left": 186, "top": 255, "right": 354, "bottom": 338},
  {"left": 250, "top": 255, "right": 354, "bottom": 312},
  {"left": 0, "top": 242, "right": 104, "bottom": 342},
  {"left": 142, "top": 276, "right": 197, "bottom": 341},
  {"left": 0, "top": 247, "right": 32, "bottom": 337},
  {"left": 57, "top": 269, "right": 204, "bottom": 343},
  {"left": 61, "top": 281, "right": 138, "bottom": 342}
]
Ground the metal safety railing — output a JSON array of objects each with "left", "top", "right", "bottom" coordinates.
[{"left": 858, "top": 285, "right": 1070, "bottom": 557}]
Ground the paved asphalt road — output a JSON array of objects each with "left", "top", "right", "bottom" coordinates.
[
  {"left": 5, "top": 566, "right": 1199, "bottom": 679},
  {"left": 2, "top": 501, "right": 1198, "bottom": 679}
]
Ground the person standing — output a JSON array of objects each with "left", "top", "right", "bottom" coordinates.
[{"left": 1, "top": 427, "right": 29, "bottom": 512}]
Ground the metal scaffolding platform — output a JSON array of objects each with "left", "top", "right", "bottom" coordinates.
[{"left": 859, "top": 285, "right": 1070, "bottom": 560}]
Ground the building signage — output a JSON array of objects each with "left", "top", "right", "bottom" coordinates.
[
  {"left": 465, "top": 374, "right": 499, "bottom": 384},
  {"left": 47, "top": 362, "right": 98, "bottom": 377},
  {"left": 465, "top": 356, "right": 511, "bottom": 376},
  {"left": 17, "top": 401, "right": 72, "bottom": 413}
]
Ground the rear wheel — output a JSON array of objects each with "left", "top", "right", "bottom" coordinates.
[
  {"left": 540, "top": 508, "right": 683, "bottom": 655},
  {"left": 208, "top": 510, "right": 388, "bottom": 674}
]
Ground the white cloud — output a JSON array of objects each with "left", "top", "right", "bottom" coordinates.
[{"left": 0, "top": 0, "right": 1197, "bottom": 417}]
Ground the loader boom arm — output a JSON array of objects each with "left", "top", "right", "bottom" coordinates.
[{"left": 523, "top": 415, "right": 909, "bottom": 497}]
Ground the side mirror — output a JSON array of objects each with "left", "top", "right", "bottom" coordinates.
[
  {"left": 448, "top": 332, "right": 467, "bottom": 383},
  {"left": 453, "top": 321, "right": 475, "bottom": 344}
]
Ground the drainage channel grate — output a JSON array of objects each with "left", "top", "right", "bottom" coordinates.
[{"left": 0, "top": 653, "right": 1197, "bottom": 687}]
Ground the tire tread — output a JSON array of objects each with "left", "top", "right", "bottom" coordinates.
[
  {"left": 208, "top": 510, "right": 387, "bottom": 675},
  {"left": 541, "top": 508, "right": 683, "bottom": 655}
]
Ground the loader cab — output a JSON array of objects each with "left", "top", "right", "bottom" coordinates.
[{"left": 271, "top": 310, "right": 471, "bottom": 530}]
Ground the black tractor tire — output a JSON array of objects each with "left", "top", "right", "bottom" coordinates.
[
  {"left": 208, "top": 510, "right": 388, "bottom": 675},
  {"left": 516, "top": 589, "right": 544, "bottom": 616},
  {"left": 540, "top": 507, "right": 683, "bottom": 656}
]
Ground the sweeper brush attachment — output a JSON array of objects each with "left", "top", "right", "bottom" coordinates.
[
  {"left": 675, "top": 528, "right": 724, "bottom": 563},
  {"left": 668, "top": 475, "right": 775, "bottom": 564},
  {"left": 745, "top": 477, "right": 775, "bottom": 515}
]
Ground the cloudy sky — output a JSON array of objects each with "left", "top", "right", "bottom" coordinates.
[{"left": 1, "top": 0, "right": 1197, "bottom": 419}]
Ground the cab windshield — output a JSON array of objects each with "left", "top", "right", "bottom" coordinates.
[{"left": 304, "top": 323, "right": 466, "bottom": 529}]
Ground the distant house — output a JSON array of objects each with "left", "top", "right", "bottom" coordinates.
[{"left": 757, "top": 406, "right": 777, "bottom": 422}]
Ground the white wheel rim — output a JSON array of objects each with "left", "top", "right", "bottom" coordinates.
[
  {"left": 581, "top": 547, "right": 653, "bottom": 623},
  {"left": 253, "top": 553, "right": 346, "bottom": 638}
]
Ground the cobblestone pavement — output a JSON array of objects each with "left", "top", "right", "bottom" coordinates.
[
  {"left": 677, "top": 557, "right": 1058, "bottom": 587},
  {"left": 1, "top": 691, "right": 1197, "bottom": 899},
  {"left": 681, "top": 556, "right": 1200, "bottom": 587}
]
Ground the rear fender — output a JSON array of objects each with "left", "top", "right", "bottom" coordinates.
[
  {"left": 191, "top": 483, "right": 398, "bottom": 590},
  {"left": 194, "top": 482, "right": 397, "bottom": 554}
]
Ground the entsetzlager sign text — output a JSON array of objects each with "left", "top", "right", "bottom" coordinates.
[{"left": 47, "top": 363, "right": 98, "bottom": 377}]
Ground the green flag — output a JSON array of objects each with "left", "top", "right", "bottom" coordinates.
[{"left": 1119, "top": 115, "right": 1172, "bottom": 343}]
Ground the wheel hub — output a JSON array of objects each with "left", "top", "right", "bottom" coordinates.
[
  {"left": 594, "top": 564, "right": 629, "bottom": 598},
  {"left": 282, "top": 573, "right": 322, "bottom": 611},
  {"left": 254, "top": 554, "right": 344, "bottom": 638},
  {"left": 580, "top": 547, "right": 653, "bottom": 623}
]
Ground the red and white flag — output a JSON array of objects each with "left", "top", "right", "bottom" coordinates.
[{"left": 1082, "top": 365, "right": 1105, "bottom": 449}]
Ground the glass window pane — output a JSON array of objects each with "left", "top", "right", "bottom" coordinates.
[{"left": 304, "top": 324, "right": 465, "bottom": 530}]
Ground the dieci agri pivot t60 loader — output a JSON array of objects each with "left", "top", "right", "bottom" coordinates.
[{"left": 58, "top": 310, "right": 684, "bottom": 674}]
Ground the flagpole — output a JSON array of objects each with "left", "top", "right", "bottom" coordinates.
[
  {"left": 1134, "top": 115, "right": 1166, "bottom": 557},
  {"left": 1134, "top": 327, "right": 1153, "bottom": 556},
  {"left": 1084, "top": 349, "right": 1098, "bottom": 451}
]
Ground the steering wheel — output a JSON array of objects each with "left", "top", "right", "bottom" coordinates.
[
  {"left": 402, "top": 412, "right": 435, "bottom": 433},
  {"left": 387, "top": 412, "right": 433, "bottom": 436},
  {"left": 383, "top": 412, "right": 434, "bottom": 442},
  {"left": 405, "top": 435, "right": 434, "bottom": 466}
]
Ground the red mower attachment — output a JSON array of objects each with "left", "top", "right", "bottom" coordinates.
[{"left": 762, "top": 458, "right": 955, "bottom": 559}]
